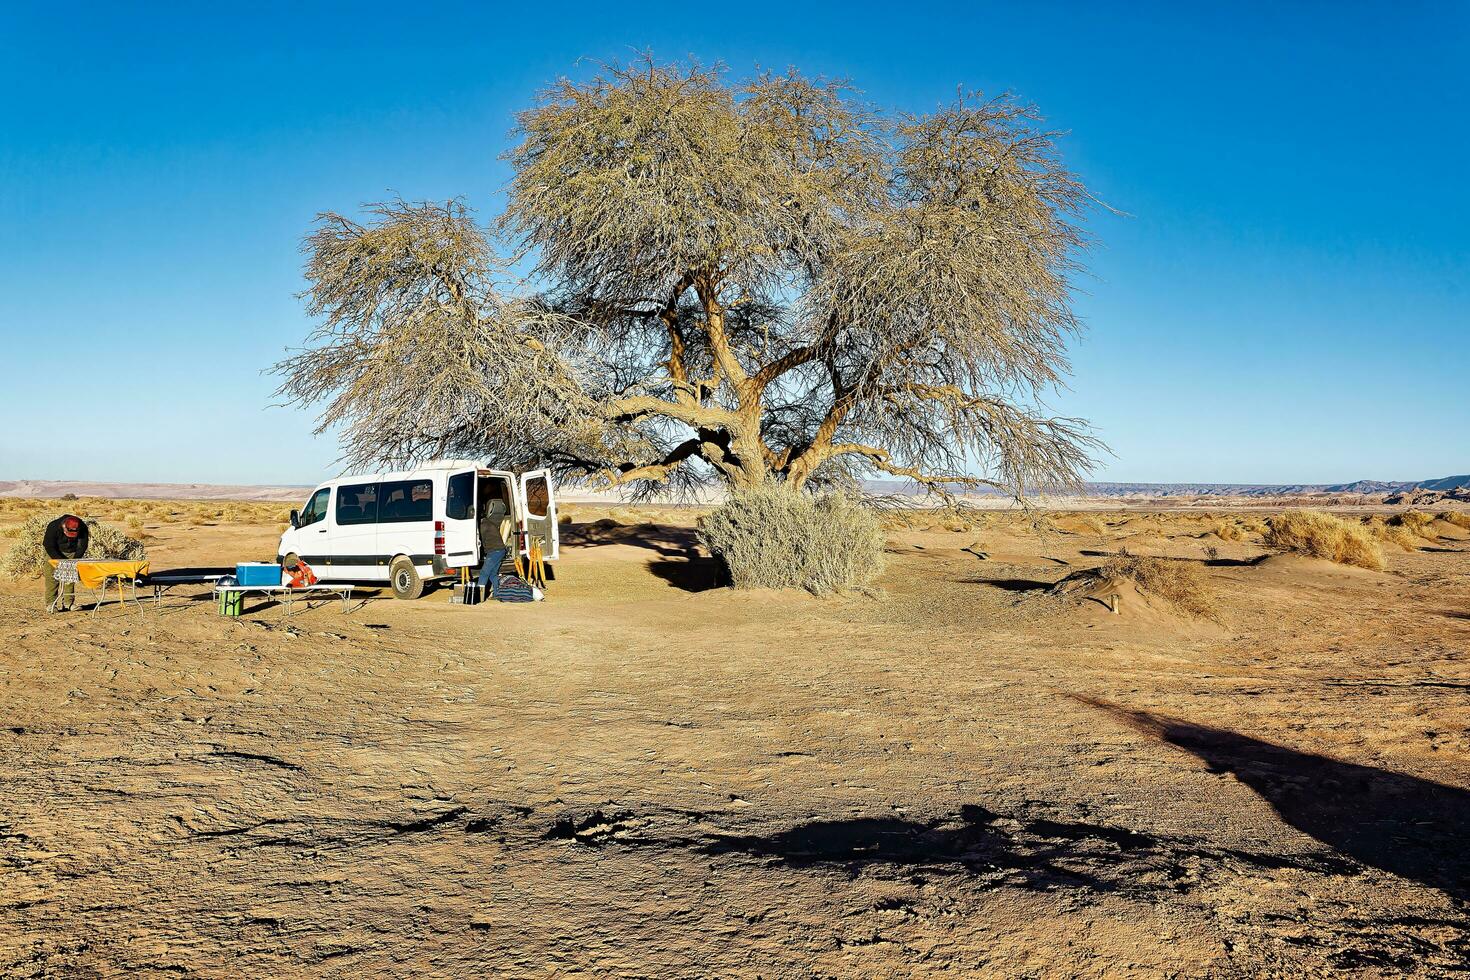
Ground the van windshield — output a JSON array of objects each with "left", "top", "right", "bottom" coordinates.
[{"left": 299, "top": 487, "right": 330, "bottom": 527}]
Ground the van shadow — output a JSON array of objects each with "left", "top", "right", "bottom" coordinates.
[{"left": 1076, "top": 696, "right": 1470, "bottom": 902}]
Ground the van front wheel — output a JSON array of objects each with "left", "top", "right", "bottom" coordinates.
[{"left": 389, "top": 556, "right": 424, "bottom": 600}]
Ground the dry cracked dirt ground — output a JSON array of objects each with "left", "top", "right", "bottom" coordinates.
[{"left": 1, "top": 508, "right": 1468, "bottom": 977}]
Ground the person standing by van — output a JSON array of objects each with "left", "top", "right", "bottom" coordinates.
[
  {"left": 477, "top": 495, "right": 511, "bottom": 598},
  {"left": 42, "top": 514, "right": 89, "bottom": 611}
]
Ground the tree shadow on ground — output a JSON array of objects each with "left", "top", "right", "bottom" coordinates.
[
  {"left": 693, "top": 801, "right": 1358, "bottom": 896},
  {"left": 563, "top": 521, "right": 701, "bottom": 559},
  {"left": 647, "top": 557, "right": 727, "bottom": 593},
  {"left": 1075, "top": 696, "right": 1470, "bottom": 903},
  {"left": 702, "top": 804, "right": 1151, "bottom": 892}
]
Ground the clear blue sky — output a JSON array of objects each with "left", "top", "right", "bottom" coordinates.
[{"left": 2, "top": 1, "right": 1466, "bottom": 486}]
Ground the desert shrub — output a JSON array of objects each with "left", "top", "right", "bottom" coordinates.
[
  {"left": 1, "top": 513, "right": 146, "bottom": 578},
  {"left": 697, "top": 484, "right": 885, "bottom": 594},
  {"left": 1393, "top": 510, "right": 1434, "bottom": 536},
  {"left": 1099, "top": 551, "right": 1217, "bottom": 619},
  {"left": 1438, "top": 511, "right": 1470, "bottom": 530},
  {"left": 1364, "top": 516, "right": 1418, "bottom": 551},
  {"left": 1264, "top": 510, "right": 1383, "bottom": 570},
  {"left": 1059, "top": 513, "right": 1105, "bottom": 535},
  {"left": 1240, "top": 517, "right": 1269, "bottom": 536},
  {"left": 1212, "top": 521, "right": 1243, "bottom": 542}
]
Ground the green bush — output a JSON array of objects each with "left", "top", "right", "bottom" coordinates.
[
  {"left": 0, "top": 513, "right": 146, "bottom": 578},
  {"left": 697, "top": 485, "right": 886, "bottom": 594}
]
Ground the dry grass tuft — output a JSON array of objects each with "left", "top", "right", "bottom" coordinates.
[
  {"left": 1438, "top": 511, "right": 1470, "bottom": 530},
  {"left": 698, "top": 485, "right": 885, "bottom": 594},
  {"left": 1100, "top": 550, "right": 1217, "bottom": 619},
  {"left": 1364, "top": 516, "right": 1419, "bottom": 551},
  {"left": 1264, "top": 510, "right": 1384, "bottom": 570},
  {"left": 1393, "top": 510, "right": 1435, "bottom": 536},
  {"left": 1212, "top": 521, "right": 1244, "bottom": 542}
]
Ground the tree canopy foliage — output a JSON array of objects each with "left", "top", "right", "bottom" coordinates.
[{"left": 276, "top": 58, "right": 1102, "bottom": 500}]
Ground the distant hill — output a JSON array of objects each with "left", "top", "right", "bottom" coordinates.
[
  {"left": 867, "top": 475, "right": 1470, "bottom": 499},
  {"left": 2, "top": 474, "right": 1466, "bottom": 502},
  {"left": 0, "top": 480, "right": 311, "bottom": 502}
]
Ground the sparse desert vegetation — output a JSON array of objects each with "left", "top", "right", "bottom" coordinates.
[
  {"left": 1100, "top": 550, "right": 1218, "bottom": 619},
  {"left": 1212, "top": 520, "right": 1244, "bottom": 542},
  {"left": 696, "top": 485, "right": 885, "bottom": 594},
  {"left": 2, "top": 495, "right": 1469, "bottom": 976},
  {"left": 1263, "top": 509, "right": 1385, "bottom": 570}
]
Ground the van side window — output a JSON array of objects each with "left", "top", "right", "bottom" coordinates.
[
  {"left": 336, "top": 482, "right": 378, "bottom": 525},
  {"left": 447, "top": 472, "right": 474, "bottom": 520},
  {"left": 525, "top": 475, "right": 550, "bottom": 517},
  {"left": 299, "top": 488, "right": 330, "bottom": 527},
  {"left": 378, "top": 478, "right": 433, "bottom": 523}
]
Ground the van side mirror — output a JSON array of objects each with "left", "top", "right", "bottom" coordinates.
[{"left": 289, "top": 509, "right": 300, "bottom": 529}]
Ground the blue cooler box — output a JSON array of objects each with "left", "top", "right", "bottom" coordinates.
[{"left": 236, "top": 562, "right": 282, "bottom": 587}]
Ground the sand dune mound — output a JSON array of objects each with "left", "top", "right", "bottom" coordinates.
[
  {"left": 1048, "top": 568, "right": 1225, "bottom": 637},
  {"left": 1250, "top": 553, "right": 1389, "bottom": 581}
]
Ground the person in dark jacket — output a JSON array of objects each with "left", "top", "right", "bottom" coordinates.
[
  {"left": 43, "top": 514, "right": 89, "bottom": 612},
  {"left": 476, "top": 494, "right": 512, "bottom": 598}
]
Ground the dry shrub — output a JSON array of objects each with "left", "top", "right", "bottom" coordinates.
[
  {"left": 1240, "top": 517, "right": 1269, "bottom": 536},
  {"left": 1438, "top": 511, "right": 1470, "bottom": 530},
  {"left": 1059, "top": 513, "right": 1105, "bottom": 535},
  {"left": 1364, "top": 516, "right": 1419, "bottom": 552},
  {"left": 697, "top": 484, "right": 885, "bottom": 594},
  {"left": 1212, "top": 521, "right": 1243, "bottom": 542},
  {"left": 1, "top": 513, "right": 146, "bottom": 578},
  {"left": 1393, "top": 510, "right": 1435, "bottom": 536},
  {"left": 1100, "top": 551, "right": 1217, "bottom": 619},
  {"left": 1264, "top": 510, "right": 1383, "bottom": 570}
]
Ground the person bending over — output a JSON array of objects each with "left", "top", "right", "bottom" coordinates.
[{"left": 42, "top": 514, "right": 89, "bottom": 612}]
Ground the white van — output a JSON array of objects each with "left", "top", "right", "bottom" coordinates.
[{"left": 276, "top": 460, "right": 559, "bottom": 599}]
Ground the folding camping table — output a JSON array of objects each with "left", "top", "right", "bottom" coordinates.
[
  {"left": 139, "top": 569, "right": 232, "bottom": 606},
  {"left": 212, "top": 583, "right": 356, "bottom": 618},
  {"left": 49, "top": 559, "right": 150, "bottom": 615}
]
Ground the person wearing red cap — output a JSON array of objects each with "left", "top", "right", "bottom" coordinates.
[{"left": 42, "top": 514, "right": 90, "bottom": 612}]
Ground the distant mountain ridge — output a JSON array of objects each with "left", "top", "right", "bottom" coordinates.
[
  {"left": 863, "top": 475, "right": 1470, "bottom": 498},
  {"left": 1, "top": 474, "right": 1466, "bottom": 502},
  {"left": 1086, "top": 475, "right": 1470, "bottom": 498}
]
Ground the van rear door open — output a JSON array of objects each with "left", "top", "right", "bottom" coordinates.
[
  {"left": 518, "top": 469, "right": 559, "bottom": 560},
  {"left": 443, "top": 469, "right": 478, "bottom": 568}
]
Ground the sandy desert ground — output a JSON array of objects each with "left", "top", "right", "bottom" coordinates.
[{"left": 2, "top": 501, "right": 1468, "bottom": 977}]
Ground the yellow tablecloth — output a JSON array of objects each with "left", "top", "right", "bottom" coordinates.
[{"left": 50, "top": 559, "right": 150, "bottom": 589}]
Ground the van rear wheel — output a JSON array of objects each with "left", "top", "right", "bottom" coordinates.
[{"left": 389, "top": 556, "right": 424, "bottom": 600}]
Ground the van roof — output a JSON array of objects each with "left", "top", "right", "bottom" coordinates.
[{"left": 315, "top": 460, "right": 518, "bottom": 488}]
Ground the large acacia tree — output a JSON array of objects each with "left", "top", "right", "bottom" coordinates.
[{"left": 276, "top": 59, "right": 1100, "bottom": 500}]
